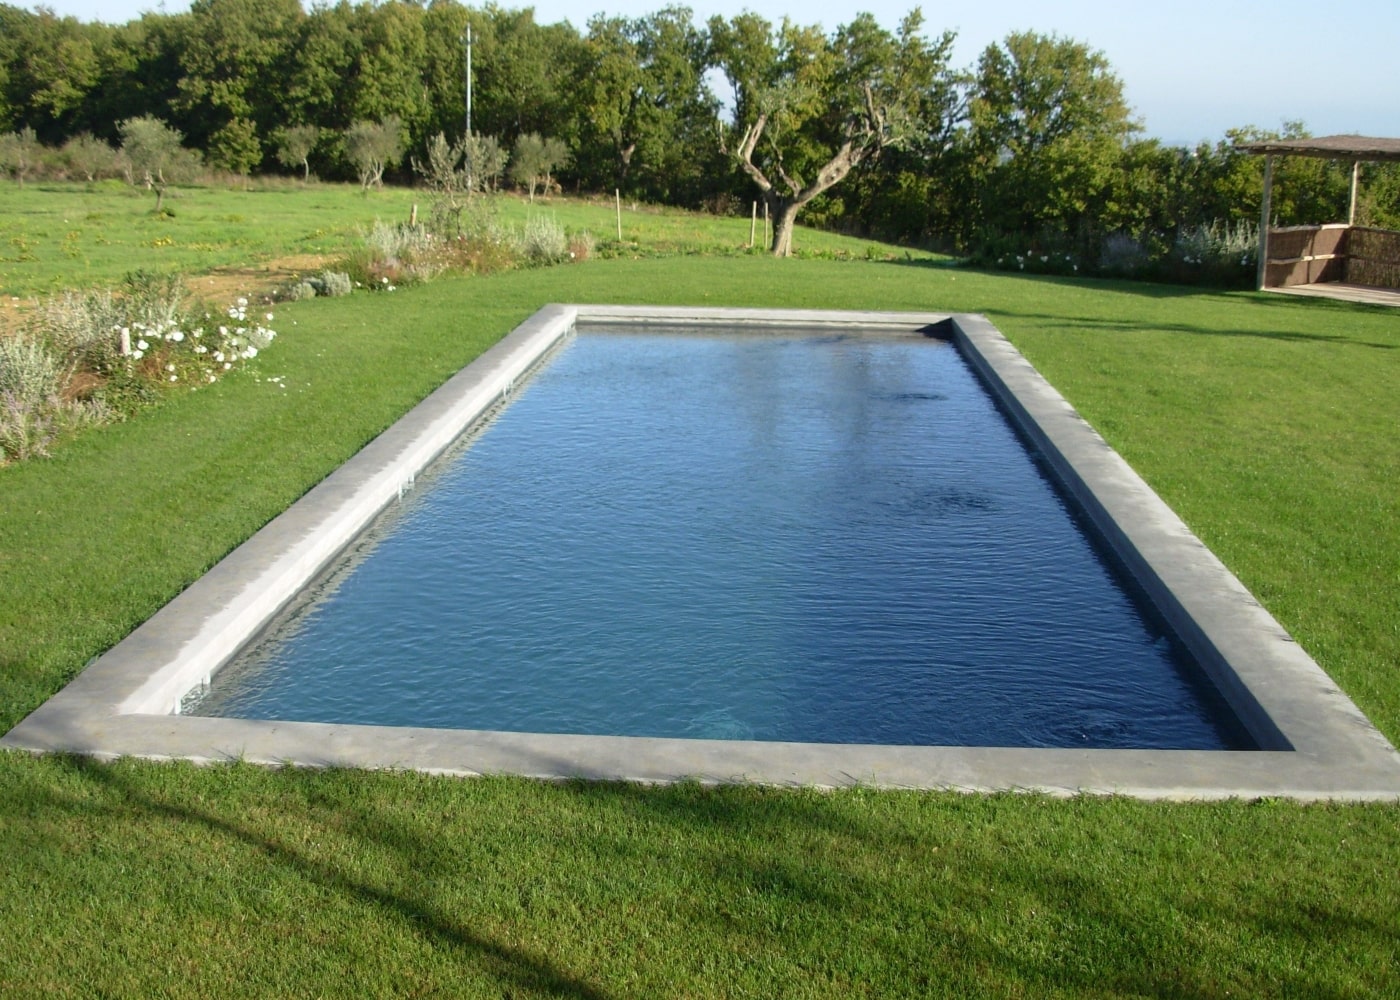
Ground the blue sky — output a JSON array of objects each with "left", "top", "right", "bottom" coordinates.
[{"left": 29, "top": 0, "right": 1400, "bottom": 145}]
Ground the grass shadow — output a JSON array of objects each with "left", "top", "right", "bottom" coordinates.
[
  {"left": 5, "top": 754, "right": 1398, "bottom": 997},
  {"left": 42, "top": 754, "right": 615, "bottom": 999}
]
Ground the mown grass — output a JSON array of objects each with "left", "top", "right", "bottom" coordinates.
[
  {"left": 0, "top": 181, "right": 919, "bottom": 298},
  {"left": 0, "top": 180, "right": 411, "bottom": 295},
  {"left": 3, "top": 760, "right": 1397, "bottom": 998},
  {"left": 2, "top": 190, "right": 1399, "bottom": 996}
]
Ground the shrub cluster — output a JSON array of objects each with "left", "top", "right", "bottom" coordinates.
[
  {"left": 0, "top": 272, "right": 276, "bottom": 465},
  {"left": 968, "top": 219, "right": 1259, "bottom": 288},
  {"left": 288, "top": 271, "right": 354, "bottom": 301},
  {"left": 338, "top": 205, "right": 592, "bottom": 291}
]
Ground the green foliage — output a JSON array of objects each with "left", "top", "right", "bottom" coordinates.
[
  {"left": 59, "top": 131, "right": 115, "bottom": 182},
  {"left": 173, "top": 0, "right": 305, "bottom": 150},
  {"left": 208, "top": 116, "right": 261, "bottom": 176},
  {"left": 117, "top": 115, "right": 195, "bottom": 211},
  {"left": 412, "top": 131, "right": 474, "bottom": 234},
  {"left": 575, "top": 9, "right": 721, "bottom": 203},
  {"left": 465, "top": 133, "right": 507, "bottom": 193},
  {"left": 508, "top": 132, "right": 569, "bottom": 201},
  {"left": 0, "top": 125, "right": 39, "bottom": 186},
  {"left": 272, "top": 123, "right": 319, "bottom": 181},
  {"left": 470, "top": 6, "right": 585, "bottom": 145},
  {"left": 343, "top": 116, "right": 403, "bottom": 190},
  {"left": 711, "top": 9, "right": 955, "bottom": 255},
  {"left": 348, "top": 0, "right": 431, "bottom": 138},
  {"left": 968, "top": 31, "right": 1138, "bottom": 238}
]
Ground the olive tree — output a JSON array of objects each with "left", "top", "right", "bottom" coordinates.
[
  {"left": 60, "top": 132, "right": 114, "bottom": 183},
  {"left": 118, "top": 115, "right": 193, "bottom": 212},
  {"left": 344, "top": 116, "right": 403, "bottom": 190},
  {"left": 274, "top": 123, "right": 320, "bottom": 182},
  {"left": 508, "top": 132, "right": 569, "bottom": 201},
  {"left": 712, "top": 10, "right": 952, "bottom": 257}
]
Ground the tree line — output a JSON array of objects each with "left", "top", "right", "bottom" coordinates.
[{"left": 2, "top": 0, "right": 1396, "bottom": 262}]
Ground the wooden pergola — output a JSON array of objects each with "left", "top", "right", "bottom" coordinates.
[{"left": 1236, "top": 134, "right": 1400, "bottom": 295}]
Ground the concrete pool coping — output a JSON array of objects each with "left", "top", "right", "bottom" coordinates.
[{"left": 6, "top": 304, "right": 1400, "bottom": 800}]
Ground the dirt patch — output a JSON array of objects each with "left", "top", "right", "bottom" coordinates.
[
  {"left": 0, "top": 253, "right": 338, "bottom": 335},
  {"left": 186, "top": 253, "right": 338, "bottom": 308}
]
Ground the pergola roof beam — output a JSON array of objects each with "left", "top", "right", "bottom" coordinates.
[{"left": 1235, "top": 134, "right": 1400, "bottom": 162}]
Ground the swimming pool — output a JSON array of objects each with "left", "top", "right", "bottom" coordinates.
[
  {"left": 190, "top": 327, "right": 1247, "bottom": 750},
  {"left": 7, "top": 305, "right": 1400, "bottom": 798}
]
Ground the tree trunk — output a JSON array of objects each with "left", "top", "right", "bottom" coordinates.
[
  {"left": 731, "top": 109, "right": 874, "bottom": 258},
  {"left": 770, "top": 199, "right": 803, "bottom": 257}
]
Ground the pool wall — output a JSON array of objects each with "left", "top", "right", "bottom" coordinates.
[{"left": 6, "top": 305, "right": 1400, "bottom": 800}]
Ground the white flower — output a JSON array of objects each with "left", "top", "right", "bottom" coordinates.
[
  {"left": 168, "top": 374, "right": 178, "bottom": 382},
  {"left": 223, "top": 362, "right": 232, "bottom": 370},
  {"left": 165, "top": 363, "right": 176, "bottom": 372},
  {"left": 136, "top": 339, "right": 149, "bottom": 351},
  {"left": 265, "top": 313, "right": 274, "bottom": 321},
  {"left": 168, "top": 330, "right": 184, "bottom": 342},
  {"left": 194, "top": 345, "right": 207, "bottom": 354},
  {"left": 130, "top": 349, "right": 144, "bottom": 360},
  {"left": 243, "top": 346, "right": 258, "bottom": 359},
  {"left": 237, "top": 297, "right": 248, "bottom": 307},
  {"left": 219, "top": 326, "right": 229, "bottom": 337}
]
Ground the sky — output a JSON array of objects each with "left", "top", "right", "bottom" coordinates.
[{"left": 27, "top": 0, "right": 1400, "bottom": 145}]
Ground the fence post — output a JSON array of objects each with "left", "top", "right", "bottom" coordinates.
[{"left": 1256, "top": 155, "right": 1273, "bottom": 291}]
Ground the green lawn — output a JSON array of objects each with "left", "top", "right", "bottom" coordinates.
[
  {"left": 2, "top": 188, "right": 1399, "bottom": 996},
  {"left": 0, "top": 180, "right": 917, "bottom": 297}
]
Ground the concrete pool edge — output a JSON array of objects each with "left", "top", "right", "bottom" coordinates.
[{"left": 5, "top": 304, "right": 1400, "bottom": 801}]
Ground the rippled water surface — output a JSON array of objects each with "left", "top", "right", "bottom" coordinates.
[{"left": 195, "top": 331, "right": 1250, "bottom": 749}]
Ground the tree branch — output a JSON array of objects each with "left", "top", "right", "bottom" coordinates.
[{"left": 733, "top": 114, "right": 775, "bottom": 194}]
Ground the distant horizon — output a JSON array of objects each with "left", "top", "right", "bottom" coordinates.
[{"left": 15, "top": 0, "right": 1400, "bottom": 145}]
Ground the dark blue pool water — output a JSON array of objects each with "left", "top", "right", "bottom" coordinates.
[{"left": 194, "top": 330, "right": 1251, "bottom": 749}]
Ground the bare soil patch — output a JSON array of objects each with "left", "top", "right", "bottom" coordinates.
[
  {"left": 186, "top": 253, "right": 336, "bottom": 308},
  {"left": 0, "top": 253, "right": 336, "bottom": 335}
]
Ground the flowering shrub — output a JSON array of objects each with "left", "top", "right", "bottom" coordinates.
[{"left": 0, "top": 275, "right": 277, "bottom": 465}]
